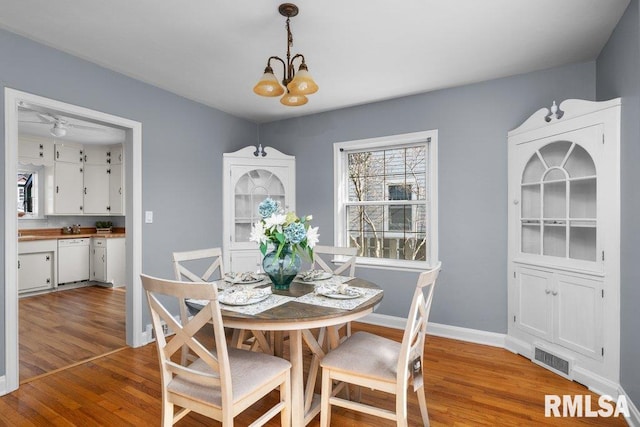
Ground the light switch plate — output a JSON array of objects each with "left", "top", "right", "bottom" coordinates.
[{"left": 145, "top": 211, "right": 153, "bottom": 223}]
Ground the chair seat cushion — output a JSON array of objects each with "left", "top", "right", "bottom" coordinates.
[
  {"left": 167, "top": 347, "right": 290, "bottom": 407},
  {"left": 321, "top": 331, "right": 400, "bottom": 383}
]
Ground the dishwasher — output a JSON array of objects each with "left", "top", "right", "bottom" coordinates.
[{"left": 58, "top": 238, "right": 90, "bottom": 284}]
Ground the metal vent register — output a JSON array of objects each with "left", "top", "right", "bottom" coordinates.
[{"left": 534, "top": 347, "right": 570, "bottom": 375}]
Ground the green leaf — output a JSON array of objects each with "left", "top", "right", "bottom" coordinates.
[{"left": 260, "top": 242, "right": 267, "bottom": 256}]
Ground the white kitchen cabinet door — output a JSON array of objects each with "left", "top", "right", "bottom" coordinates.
[
  {"left": 109, "top": 163, "right": 124, "bottom": 215},
  {"left": 84, "top": 164, "right": 110, "bottom": 214},
  {"left": 18, "top": 252, "right": 53, "bottom": 293},
  {"left": 84, "top": 145, "right": 110, "bottom": 165},
  {"left": 53, "top": 162, "right": 84, "bottom": 214},
  {"left": 55, "top": 143, "right": 83, "bottom": 163},
  {"left": 19, "top": 135, "right": 53, "bottom": 165}
]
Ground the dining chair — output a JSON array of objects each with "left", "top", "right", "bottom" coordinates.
[
  {"left": 319, "top": 263, "right": 441, "bottom": 427},
  {"left": 311, "top": 245, "right": 357, "bottom": 277},
  {"left": 141, "top": 274, "right": 291, "bottom": 427},
  {"left": 172, "top": 247, "right": 225, "bottom": 364},
  {"left": 312, "top": 245, "right": 358, "bottom": 345}
]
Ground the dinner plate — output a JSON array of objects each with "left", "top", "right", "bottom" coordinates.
[
  {"left": 218, "top": 291, "right": 271, "bottom": 306},
  {"left": 223, "top": 272, "right": 265, "bottom": 284},
  {"left": 316, "top": 286, "right": 363, "bottom": 299},
  {"left": 299, "top": 270, "right": 333, "bottom": 282}
]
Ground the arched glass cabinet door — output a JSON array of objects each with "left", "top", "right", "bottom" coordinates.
[
  {"left": 233, "top": 168, "right": 286, "bottom": 243},
  {"left": 520, "top": 141, "right": 597, "bottom": 261}
]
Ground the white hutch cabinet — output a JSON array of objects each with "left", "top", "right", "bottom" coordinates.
[
  {"left": 223, "top": 145, "right": 295, "bottom": 273},
  {"left": 506, "top": 99, "right": 620, "bottom": 395}
]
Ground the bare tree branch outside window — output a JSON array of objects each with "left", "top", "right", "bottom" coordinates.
[{"left": 346, "top": 145, "right": 428, "bottom": 261}]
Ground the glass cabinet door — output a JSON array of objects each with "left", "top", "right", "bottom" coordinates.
[
  {"left": 520, "top": 141, "right": 597, "bottom": 262},
  {"left": 233, "top": 168, "right": 286, "bottom": 243}
]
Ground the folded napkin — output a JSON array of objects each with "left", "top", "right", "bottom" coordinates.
[
  {"left": 219, "top": 287, "right": 272, "bottom": 305},
  {"left": 299, "top": 269, "right": 331, "bottom": 281},
  {"left": 224, "top": 272, "right": 263, "bottom": 283},
  {"left": 315, "top": 283, "right": 362, "bottom": 297}
]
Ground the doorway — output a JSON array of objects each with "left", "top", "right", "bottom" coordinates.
[{"left": 3, "top": 88, "right": 143, "bottom": 394}]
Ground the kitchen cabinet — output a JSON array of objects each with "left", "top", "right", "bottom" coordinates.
[
  {"left": 18, "top": 135, "right": 53, "bottom": 165},
  {"left": 51, "top": 161, "right": 84, "bottom": 214},
  {"left": 18, "top": 240, "right": 56, "bottom": 294},
  {"left": 45, "top": 143, "right": 124, "bottom": 215},
  {"left": 90, "top": 237, "right": 125, "bottom": 287},
  {"left": 507, "top": 99, "right": 620, "bottom": 391},
  {"left": 223, "top": 145, "right": 295, "bottom": 273}
]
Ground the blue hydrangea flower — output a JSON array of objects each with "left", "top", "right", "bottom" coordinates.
[
  {"left": 284, "top": 222, "right": 306, "bottom": 244},
  {"left": 258, "top": 198, "right": 279, "bottom": 219}
]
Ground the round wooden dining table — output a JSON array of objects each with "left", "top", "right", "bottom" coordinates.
[{"left": 221, "top": 277, "right": 383, "bottom": 426}]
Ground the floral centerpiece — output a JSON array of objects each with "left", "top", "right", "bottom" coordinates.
[{"left": 250, "top": 198, "right": 319, "bottom": 289}]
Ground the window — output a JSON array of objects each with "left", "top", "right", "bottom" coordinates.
[{"left": 334, "top": 130, "right": 438, "bottom": 271}]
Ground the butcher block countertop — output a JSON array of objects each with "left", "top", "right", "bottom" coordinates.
[{"left": 18, "top": 227, "right": 126, "bottom": 242}]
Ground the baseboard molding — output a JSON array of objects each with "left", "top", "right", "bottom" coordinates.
[
  {"left": 0, "top": 375, "right": 6, "bottom": 396},
  {"left": 619, "top": 386, "right": 640, "bottom": 427},
  {"left": 359, "top": 313, "right": 506, "bottom": 348}
]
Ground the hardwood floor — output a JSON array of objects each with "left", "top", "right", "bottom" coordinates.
[
  {"left": 2, "top": 320, "right": 627, "bottom": 426},
  {"left": 19, "top": 285, "right": 126, "bottom": 382}
]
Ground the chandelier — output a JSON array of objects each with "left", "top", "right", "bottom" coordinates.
[{"left": 253, "top": 3, "right": 319, "bottom": 106}]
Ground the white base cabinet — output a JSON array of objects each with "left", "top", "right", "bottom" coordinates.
[
  {"left": 90, "top": 237, "right": 125, "bottom": 287},
  {"left": 18, "top": 240, "right": 57, "bottom": 294},
  {"left": 507, "top": 99, "right": 620, "bottom": 393}
]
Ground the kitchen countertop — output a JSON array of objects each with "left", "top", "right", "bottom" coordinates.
[{"left": 18, "top": 227, "right": 125, "bottom": 242}]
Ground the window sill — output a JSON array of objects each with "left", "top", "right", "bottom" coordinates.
[{"left": 333, "top": 255, "right": 436, "bottom": 273}]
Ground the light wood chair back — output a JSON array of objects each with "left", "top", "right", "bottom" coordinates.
[
  {"left": 311, "top": 245, "right": 357, "bottom": 277},
  {"left": 141, "top": 274, "right": 291, "bottom": 427},
  {"left": 172, "top": 247, "right": 225, "bottom": 283},
  {"left": 172, "top": 247, "right": 225, "bottom": 364},
  {"left": 320, "top": 263, "right": 441, "bottom": 427},
  {"left": 312, "top": 245, "right": 358, "bottom": 342}
]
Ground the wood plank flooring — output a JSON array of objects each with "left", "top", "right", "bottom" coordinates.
[
  {"left": 3, "top": 316, "right": 627, "bottom": 426},
  {"left": 19, "top": 285, "right": 126, "bottom": 382}
]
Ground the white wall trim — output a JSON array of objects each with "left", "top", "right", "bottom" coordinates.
[
  {"left": 0, "top": 375, "right": 6, "bottom": 396},
  {"left": 619, "top": 386, "right": 640, "bottom": 427},
  {"left": 3, "top": 89, "right": 144, "bottom": 396},
  {"left": 360, "top": 313, "right": 506, "bottom": 348}
]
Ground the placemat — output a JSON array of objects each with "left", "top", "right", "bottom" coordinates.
[
  {"left": 295, "top": 286, "right": 383, "bottom": 310},
  {"left": 295, "top": 275, "right": 353, "bottom": 286},
  {"left": 187, "top": 293, "right": 295, "bottom": 316}
]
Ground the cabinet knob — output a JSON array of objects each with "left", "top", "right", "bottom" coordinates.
[
  {"left": 545, "top": 289, "right": 551, "bottom": 294},
  {"left": 513, "top": 200, "right": 519, "bottom": 205},
  {"left": 552, "top": 291, "right": 558, "bottom": 296}
]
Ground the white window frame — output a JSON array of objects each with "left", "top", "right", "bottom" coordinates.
[{"left": 333, "top": 130, "right": 438, "bottom": 272}]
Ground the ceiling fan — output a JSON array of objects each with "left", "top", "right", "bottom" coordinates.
[{"left": 19, "top": 110, "right": 106, "bottom": 138}]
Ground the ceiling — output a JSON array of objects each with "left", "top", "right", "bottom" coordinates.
[
  {"left": 18, "top": 107, "right": 125, "bottom": 144},
  {"left": 0, "top": 0, "right": 630, "bottom": 124}
]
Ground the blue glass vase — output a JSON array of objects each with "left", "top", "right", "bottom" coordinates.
[{"left": 262, "top": 245, "right": 301, "bottom": 290}]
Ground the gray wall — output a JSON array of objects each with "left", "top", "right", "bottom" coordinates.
[
  {"left": 596, "top": 0, "right": 640, "bottom": 406},
  {"left": 260, "top": 62, "right": 596, "bottom": 332},
  {"left": 0, "top": 28, "right": 258, "bottom": 377}
]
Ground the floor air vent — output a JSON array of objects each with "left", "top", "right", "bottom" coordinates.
[{"left": 534, "top": 347, "right": 570, "bottom": 375}]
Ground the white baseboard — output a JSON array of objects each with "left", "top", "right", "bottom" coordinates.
[
  {"left": 620, "top": 386, "right": 640, "bottom": 427},
  {"left": 0, "top": 375, "right": 6, "bottom": 396},
  {"left": 360, "top": 313, "right": 506, "bottom": 348}
]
